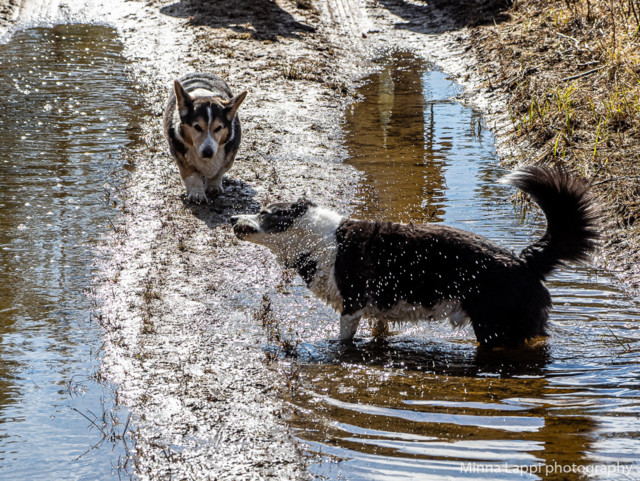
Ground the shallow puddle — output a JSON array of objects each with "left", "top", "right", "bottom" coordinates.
[
  {"left": 0, "top": 25, "right": 138, "bottom": 479},
  {"left": 282, "top": 52, "right": 640, "bottom": 480}
]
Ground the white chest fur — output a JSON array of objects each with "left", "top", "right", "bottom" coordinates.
[
  {"left": 272, "top": 208, "right": 345, "bottom": 311},
  {"left": 307, "top": 251, "right": 344, "bottom": 312}
]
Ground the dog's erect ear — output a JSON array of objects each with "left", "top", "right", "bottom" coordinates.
[
  {"left": 225, "top": 91, "right": 248, "bottom": 121},
  {"left": 174, "top": 80, "right": 193, "bottom": 118},
  {"left": 292, "top": 198, "right": 316, "bottom": 217}
]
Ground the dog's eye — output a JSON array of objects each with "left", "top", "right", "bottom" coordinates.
[
  {"left": 193, "top": 124, "right": 203, "bottom": 132},
  {"left": 213, "top": 125, "right": 223, "bottom": 133}
]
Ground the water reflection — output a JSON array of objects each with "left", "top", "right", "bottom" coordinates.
[
  {"left": 345, "top": 53, "right": 443, "bottom": 222},
  {"left": 0, "top": 25, "right": 138, "bottom": 479},
  {"left": 281, "top": 52, "right": 640, "bottom": 480}
]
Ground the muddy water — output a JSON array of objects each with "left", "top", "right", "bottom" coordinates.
[
  {"left": 284, "top": 53, "right": 640, "bottom": 480},
  {"left": 0, "top": 25, "right": 138, "bottom": 479}
]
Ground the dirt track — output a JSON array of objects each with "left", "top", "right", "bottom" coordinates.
[
  {"left": 88, "top": 1, "right": 501, "bottom": 477},
  {"left": 1, "top": 0, "right": 631, "bottom": 479}
]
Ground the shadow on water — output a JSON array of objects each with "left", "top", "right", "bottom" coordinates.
[
  {"left": 266, "top": 52, "right": 640, "bottom": 480},
  {"left": 0, "top": 25, "right": 138, "bottom": 479}
]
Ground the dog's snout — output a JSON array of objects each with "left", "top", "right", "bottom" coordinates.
[
  {"left": 202, "top": 146, "right": 214, "bottom": 158},
  {"left": 230, "top": 215, "right": 259, "bottom": 239}
]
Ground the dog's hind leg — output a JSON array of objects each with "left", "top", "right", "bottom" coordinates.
[
  {"left": 339, "top": 313, "right": 362, "bottom": 342},
  {"left": 370, "top": 319, "right": 389, "bottom": 338}
]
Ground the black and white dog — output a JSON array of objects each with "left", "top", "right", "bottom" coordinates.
[
  {"left": 164, "top": 72, "right": 247, "bottom": 203},
  {"left": 231, "top": 166, "right": 599, "bottom": 348}
]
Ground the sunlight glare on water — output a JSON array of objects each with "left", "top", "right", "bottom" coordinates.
[{"left": 0, "top": 24, "right": 138, "bottom": 480}]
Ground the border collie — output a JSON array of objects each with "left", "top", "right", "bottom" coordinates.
[
  {"left": 163, "top": 72, "right": 247, "bottom": 203},
  {"left": 231, "top": 166, "right": 599, "bottom": 347}
]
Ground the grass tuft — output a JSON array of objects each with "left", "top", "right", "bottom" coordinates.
[{"left": 254, "top": 294, "right": 300, "bottom": 358}]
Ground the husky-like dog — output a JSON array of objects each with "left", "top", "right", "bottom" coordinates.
[
  {"left": 231, "top": 166, "right": 600, "bottom": 348},
  {"left": 164, "top": 72, "right": 247, "bottom": 202}
]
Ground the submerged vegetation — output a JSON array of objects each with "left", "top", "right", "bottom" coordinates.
[
  {"left": 472, "top": 0, "right": 640, "bottom": 286},
  {"left": 254, "top": 293, "right": 300, "bottom": 359}
]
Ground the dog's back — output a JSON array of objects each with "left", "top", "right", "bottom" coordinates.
[
  {"left": 335, "top": 166, "right": 600, "bottom": 348},
  {"left": 335, "top": 220, "right": 550, "bottom": 347},
  {"left": 175, "top": 72, "right": 232, "bottom": 95}
]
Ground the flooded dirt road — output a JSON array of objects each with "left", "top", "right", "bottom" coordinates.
[
  {"left": 0, "top": 0, "right": 639, "bottom": 479},
  {"left": 0, "top": 24, "right": 136, "bottom": 478}
]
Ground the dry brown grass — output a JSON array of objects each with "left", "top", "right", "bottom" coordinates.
[{"left": 472, "top": 0, "right": 640, "bottom": 286}]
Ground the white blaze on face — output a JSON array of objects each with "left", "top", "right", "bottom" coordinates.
[{"left": 199, "top": 105, "right": 219, "bottom": 158}]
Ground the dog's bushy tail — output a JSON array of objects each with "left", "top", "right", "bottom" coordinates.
[{"left": 502, "top": 165, "right": 600, "bottom": 279}]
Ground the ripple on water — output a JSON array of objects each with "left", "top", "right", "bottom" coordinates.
[
  {"left": 0, "top": 25, "right": 139, "bottom": 480},
  {"left": 274, "top": 52, "right": 640, "bottom": 480}
]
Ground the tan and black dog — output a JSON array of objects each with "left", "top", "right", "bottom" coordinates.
[{"left": 164, "top": 72, "right": 247, "bottom": 202}]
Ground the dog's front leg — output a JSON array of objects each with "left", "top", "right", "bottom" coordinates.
[
  {"left": 184, "top": 172, "right": 208, "bottom": 203},
  {"left": 177, "top": 161, "right": 207, "bottom": 203},
  {"left": 339, "top": 313, "right": 362, "bottom": 342},
  {"left": 205, "top": 173, "right": 224, "bottom": 196}
]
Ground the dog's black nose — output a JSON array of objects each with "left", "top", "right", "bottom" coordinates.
[
  {"left": 201, "top": 147, "right": 214, "bottom": 158},
  {"left": 230, "top": 215, "right": 239, "bottom": 226}
]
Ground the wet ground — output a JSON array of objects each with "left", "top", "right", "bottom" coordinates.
[
  {"left": 0, "top": 0, "right": 639, "bottom": 479},
  {"left": 0, "top": 24, "right": 136, "bottom": 478}
]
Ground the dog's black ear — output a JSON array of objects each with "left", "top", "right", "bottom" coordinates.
[
  {"left": 225, "top": 91, "right": 248, "bottom": 121},
  {"left": 174, "top": 80, "right": 193, "bottom": 118},
  {"left": 292, "top": 198, "right": 316, "bottom": 217}
]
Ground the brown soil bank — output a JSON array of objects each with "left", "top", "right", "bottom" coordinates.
[{"left": 467, "top": 0, "right": 640, "bottom": 291}]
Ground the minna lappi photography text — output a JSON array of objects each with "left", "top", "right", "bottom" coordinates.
[{"left": 460, "top": 462, "right": 637, "bottom": 477}]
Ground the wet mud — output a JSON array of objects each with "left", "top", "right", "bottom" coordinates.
[{"left": 1, "top": 0, "right": 639, "bottom": 479}]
